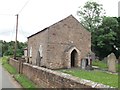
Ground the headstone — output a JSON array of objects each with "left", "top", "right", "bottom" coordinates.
[
  {"left": 90, "top": 53, "right": 95, "bottom": 60},
  {"left": 81, "top": 59, "right": 86, "bottom": 69},
  {"left": 81, "top": 57, "right": 93, "bottom": 70},
  {"left": 107, "top": 53, "right": 116, "bottom": 72},
  {"left": 103, "top": 57, "right": 107, "bottom": 63}
]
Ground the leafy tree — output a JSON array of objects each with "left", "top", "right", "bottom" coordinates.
[
  {"left": 77, "top": 1, "right": 105, "bottom": 32},
  {"left": 77, "top": 1, "right": 120, "bottom": 59},
  {"left": 1, "top": 40, "right": 27, "bottom": 57},
  {"left": 0, "top": 40, "right": 2, "bottom": 57},
  {"left": 113, "top": 17, "right": 120, "bottom": 58},
  {"left": 94, "top": 17, "right": 119, "bottom": 59}
]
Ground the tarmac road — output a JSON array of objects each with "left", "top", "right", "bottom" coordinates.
[{"left": 0, "top": 61, "right": 21, "bottom": 89}]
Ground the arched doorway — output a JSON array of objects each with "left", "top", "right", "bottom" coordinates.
[
  {"left": 71, "top": 49, "right": 77, "bottom": 67},
  {"left": 64, "top": 46, "right": 80, "bottom": 68}
]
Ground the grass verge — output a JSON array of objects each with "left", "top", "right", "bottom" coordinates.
[
  {"left": 1, "top": 56, "right": 36, "bottom": 88},
  {"left": 60, "top": 69, "right": 118, "bottom": 88},
  {"left": 14, "top": 74, "right": 36, "bottom": 88},
  {"left": 1, "top": 56, "right": 17, "bottom": 74}
]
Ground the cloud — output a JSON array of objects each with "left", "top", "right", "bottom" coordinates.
[
  {"left": 118, "top": 1, "right": 120, "bottom": 17},
  {"left": 0, "top": 0, "right": 119, "bottom": 42}
]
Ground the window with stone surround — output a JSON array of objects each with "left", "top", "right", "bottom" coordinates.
[
  {"left": 30, "top": 47, "right": 32, "bottom": 57},
  {"left": 39, "top": 45, "right": 43, "bottom": 57}
]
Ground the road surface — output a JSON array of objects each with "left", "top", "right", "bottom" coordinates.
[{"left": 0, "top": 61, "right": 21, "bottom": 89}]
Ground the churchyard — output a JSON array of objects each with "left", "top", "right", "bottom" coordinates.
[
  {"left": 92, "top": 59, "right": 119, "bottom": 72},
  {"left": 60, "top": 69, "right": 118, "bottom": 88},
  {"left": 58, "top": 53, "right": 119, "bottom": 88}
]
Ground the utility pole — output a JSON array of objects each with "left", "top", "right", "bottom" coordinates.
[{"left": 14, "top": 14, "right": 19, "bottom": 59}]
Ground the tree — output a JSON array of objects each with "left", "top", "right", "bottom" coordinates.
[
  {"left": 94, "top": 17, "right": 119, "bottom": 59},
  {"left": 0, "top": 40, "right": 2, "bottom": 57},
  {"left": 113, "top": 17, "right": 120, "bottom": 58},
  {"left": 77, "top": 1, "right": 105, "bottom": 32},
  {"left": 1, "top": 40, "right": 27, "bottom": 57},
  {"left": 77, "top": 1, "right": 120, "bottom": 59}
]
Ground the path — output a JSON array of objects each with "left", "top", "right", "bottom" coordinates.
[{"left": 0, "top": 62, "right": 21, "bottom": 89}]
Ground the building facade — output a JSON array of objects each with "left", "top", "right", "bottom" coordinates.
[{"left": 27, "top": 15, "right": 91, "bottom": 69}]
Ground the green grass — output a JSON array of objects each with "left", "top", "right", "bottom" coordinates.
[
  {"left": 92, "top": 60, "right": 108, "bottom": 69},
  {"left": 1, "top": 56, "right": 36, "bottom": 88},
  {"left": 14, "top": 74, "right": 36, "bottom": 88},
  {"left": 92, "top": 60, "right": 119, "bottom": 72},
  {"left": 1, "top": 56, "right": 17, "bottom": 74},
  {"left": 1, "top": 56, "right": 10, "bottom": 64},
  {"left": 116, "top": 64, "right": 120, "bottom": 72},
  {"left": 60, "top": 69, "right": 118, "bottom": 88}
]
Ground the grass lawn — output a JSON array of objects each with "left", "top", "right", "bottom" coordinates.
[
  {"left": 92, "top": 60, "right": 108, "bottom": 69},
  {"left": 0, "top": 56, "right": 36, "bottom": 88},
  {"left": 60, "top": 69, "right": 118, "bottom": 88},
  {"left": 92, "top": 60, "right": 120, "bottom": 72}
]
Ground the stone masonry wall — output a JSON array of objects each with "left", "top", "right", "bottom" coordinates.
[
  {"left": 46, "top": 15, "right": 91, "bottom": 69},
  {"left": 9, "top": 58, "right": 19, "bottom": 72},
  {"left": 9, "top": 58, "right": 113, "bottom": 89},
  {"left": 27, "top": 15, "right": 91, "bottom": 69},
  {"left": 28, "top": 29, "right": 48, "bottom": 66}
]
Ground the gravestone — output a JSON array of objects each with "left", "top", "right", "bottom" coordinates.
[
  {"left": 90, "top": 52, "right": 95, "bottom": 60},
  {"left": 107, "top": 53, "right": 116, "bottom": 72},
  {"left": 103, "top": 57, "right": 107, "bottom": 63},
  {"left": 81, "top": 59, "right": 86, "bottom": 69},
  {"left": 81, "top": 57, "right": 92, "bottom": 70}
]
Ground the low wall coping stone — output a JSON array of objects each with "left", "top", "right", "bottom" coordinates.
[
  {"left": 23, "top": 62, "right": 115, "bottom": 88},
  {"left": 10, "top": 58, "right": 19, "bottom": 63}
]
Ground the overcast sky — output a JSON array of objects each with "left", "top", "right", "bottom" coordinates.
[{"left": 0, "top": 0, "right": 119, "bottom": 42}]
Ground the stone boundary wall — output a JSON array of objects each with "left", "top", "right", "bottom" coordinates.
[
  {"left": 9, "top": 58, "right": 114, "bottom": 89},
  {"left": 9, "top": 58, "right": 19, "bottom": 72}
]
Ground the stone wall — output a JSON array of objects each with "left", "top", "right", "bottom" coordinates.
[
  {"left": 46, "top": 15, "right": 91, "bottom": 69},
  {"left": 9, "top": 58, "right": 113, "bottom": 89},
  {"left": 9, "top": 58, "right": 19, "bottom": 72},
  {"left": 27, "top": 15, "right": 91, "bottom": 69},
  {"left": 27, "top": 28, "right": 48, "bottom": 66}
]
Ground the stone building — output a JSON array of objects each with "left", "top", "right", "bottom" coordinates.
[{"left": 27, "top": 15, "right": 91, "bottom": 69}]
